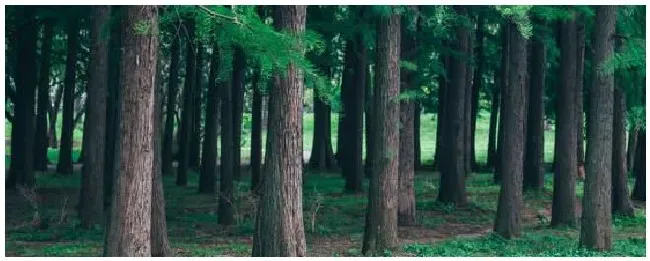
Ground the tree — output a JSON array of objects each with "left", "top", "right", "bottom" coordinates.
[
  {"left": 631, "top": 129, "right": 645, "bottom": 201},
  {"left": 362, "top": 10, "right": 400, "bottom": 255},
  {"left": 80, "top": 6, "right": 110, "bottom": 228},
  {"left": 162, "top": 35, "right": 180, "bottom": 176},
  {"left": 33, "top": 19, "right": 54, "bottom": 172},
  {"left": 611, "top": 86, "right": 634, "bottom": 216},
  {"left": 523, "top": 16, "right": 546, "bottom": 191},
  {"left": 398, "top": 9, "right": 417, "bottom": 226},
  {"left": 218, "top": 50, "right": 235, "bottom": 225},
  {"left": 104, "top": 5, "right": 158, "bottom": 256},
  {"left": 189, "top": 43, "right": 204, "bottom": 170},
  {"left": 493, "top": 20, "right": 509, "bottom": 183},
  {"left": 6, "top": 6, "right": 38, "bottom": 188},
  {"left": 57, "top": 15, "right": 79, "bottom": 175},
  {"left": 232, "top": 47, "right": 247, "bottom": 181},
  {"left": 494, "top": 17, "right": 527, "bottom": 239},
  {"left": 176, "top": 17, "right": 196, "bottom": 187},
  {"left": 469, "top": 10, "right": 485, "bottom": 171},
  {"left": 104, "top": 7, "right": 122, "bottom": 207},
  {"left": 576, "top": 15, "right": 586, "bottom": 165},
  {"left": 344, "top": 30, "right": 367, "bottom": 193},
  {"left": 199, "top": 41, "right": 220, "bottom": 194},
  {"left": 250, "top": 67, "right": 263, "bottom": 190},
  {"left": 438, "top": 7, "right": 468, "bottom": 205},
  {"left": 252, "top": 5, "right": 307, "bottom": 257},
  {"left": 580, "top": 5, "right": 616, "bottom": 251},
  {"left": 552, "top": 16, "right": 578, "bottom": 227}
]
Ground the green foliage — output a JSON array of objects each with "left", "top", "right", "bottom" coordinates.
[{"left": 495, "top": 6, "right": 533, "bottom": 38}]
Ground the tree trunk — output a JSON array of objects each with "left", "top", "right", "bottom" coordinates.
[
  {"left": 631, "top": 129, "right": 645, "bottom": 201},
  {"left": 250, "top": 67, "right": 262, "bottom": 190},
  {"left": 80, "top": 6, "right": 110, "bottom": 228},
  {"left": 552, "top": 18, "right": 578, "bottom": 227},
  {"left": 199, "top": 42, "right": 220, "bottom": 194},
  {"left": 494, "top": 20, "right": 509, "bottom": 183},
  {"left": 611, "top": 87, "right": 634, "bottom": 216},
  {"left": 576, "top": 15, "right": 586, "bottom": 165},
  {"left": 494, "top": 19, "right": 526, "bottom": 239},
  {"left": 176, "top": 18, "right": 195, "bottom": 187},
  {"left": 464, "top": 25, "right": 474, "bottom": 174},
  {"left": 34, "top": 19, "right": 54, "bottom": 172},
  {"left": 580, "top": 6, "right": 616, "bottom": 251},
  {"left": 189, "top": 43, "right": 204, "bottom": 170},
  {"left": 437, "top": 7, "right": 467, "bottom": 205},
  {"left": 432, "top": 55, "right": 447, "bottom": 171},
  {"left": 470, "top": 12, "right": 484, "bottom": 170},
  {"left": 364, "top": 63, "right": 374, "bottom": 178},
  {"left": 6, "top": 6, "right": 37, "bottom": 189},
  {"left": 627, "top": 126, "right": 639, "bottom": 173},
  {"left": 104, "top": 6, "right": 157, "bottom": 256},
  {"left": 104, "top": 7, "right": 122, "bottom": 207},
  {"left": 57, "top": 16, "right": 79, "bottom": 175},
  {"left": 219, "top": 72, "right": 234, "bottom": 225},
  {"left": 162, "top": 34, "right": 180, "bottom": 176},
  {"left": 232, "top": 47, "right": 246, "bottom": 181},
  {"left": 309, "top": 88, "right": 328, "bottom": 171},
  {"left": 151, "top": 47, "right": 172, "bottom": 257},
  {"left": 398, "top": 13, "right": 416, "bottom": 226},
  {"left": 414, "top": 103, "right": 421, "bottom": 169},
  {"left": 339, "top": 41, "right": 355, "bottom": 178},
  {"left": 487, "top": 71, "right": 500, "bottom": 169},
  {"left": 48, "top": 83, "right": 64, "bottom": 148},
  {"left": 252, "top": 6, "right": 307, "bottom": 257},
  {"left": 523, "top": 17, "right": 546, "bottom": 192},
  {"left": 344, "top": 32, "right": 366, "bottom": 193},
  {"left": 362, "top": 12, "right": 400, "bottom": 255}
]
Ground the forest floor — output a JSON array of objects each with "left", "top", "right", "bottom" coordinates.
[{"left": 4, "top": 164, "right": 646, "bottom": 257}]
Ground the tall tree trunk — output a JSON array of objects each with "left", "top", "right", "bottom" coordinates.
[
  {"left": 232, "top": 47, "right": 246, "bottom": 181},
  {"left": 344, "top": 32, "right": 366, "bottom": 193},
  {"left": 627, "top": 126, "right": 639, "bottom": 172},
  {"left": 57, "top": 16, "right": 79, "bottom": 175},
  {"left": 48, "top": 84, "right": 64, "bottom": 148},
  {"left": 104, "top": 7, "right": 122, "bottom": 207},
  {"left": 494, "top": 18, "right": 526, "bottom": 239},
  {"left": 487, "top": 72, "right": 500, "bottom": 169},
  {"left": 414, "top": 103, "right": 421, "bottom": 169},
  {"left": 523, "top": 17, "right": 546, "bottom": 192},
  {"left": 309, "top": 88, "right": 328, "bottom": 171},
  {"left": 252, "top": 6, "right": 307, "bottom": 256},
  {"left": 432, "top": 56, "right": 447, "bottom": 171},
  {"left": 362, "top": 12, "right": 400, "bottom": 255},
  {"left": 576, "top": 15, "right": 586, "bottom": 165},
  {"left": 580, "top": 6, "right": 616, "bottom": 251},
  {"left": 176, "top": 18, "right": 195, "bottom": 187},
  {"left": 219, "top": 69, "right": 234, "bottom": 225},
  {"left": 494, "top": 20, "right": 510, "bottom": 183},
  {"left": 151, "top": 47, "right": 172, "bottom": 257},
  {"left": 339, "top": 41, "right": 355, "bottom": 178},
  {"left": 162, "top": 35, "right": 180, "bottom": 176},
  {"left": 364, "top": 63, "right": 374, "bottom": 178},
  {"left": 611, "top": 87, "right": 634, "bottom": 216},
  {"left": 250, "top": 67, "right": 262, "bottom": 190},
  {"left": 631, "top": 129, "right": 645, "bottom": 201},
  {"left": 464, "top": 25, "right": 474, "bottom": 174},
  {"left": 80, "top": 6, "right": 110, "bottom": 228},
  {"left": 189, "top": 43, "right": 204, "bottom": 171},
  {"left": 104, "top": 6, "right": 157, "bottom": 256},
  {"left": 398, "top": 13, "right": 416, "bottom": 225},
  {"left": 34, "top": 19, "right": 54, "bottom": 171},
  {"left": 470, "top": 12, "right": 484, "bottom": 170},
  {"left": 437, "top": 7, "right": 467, "bottom": 205},
  {"left": 6, "top": 6, "right": 37, "bottom": 189},
  {"left": 552, "top": 18, "right": 578, "bottom": 227},
  {"left": 199, "top": 42, "right": 220, "bottom": 194}
]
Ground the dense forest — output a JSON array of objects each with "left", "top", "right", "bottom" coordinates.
[{"left": 3, "top": 5, "right": 647, "bottom": 257}]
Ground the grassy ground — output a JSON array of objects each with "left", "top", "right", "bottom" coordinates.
[{"left": 4, "top": 111, "right": 644, "bottom": 257}]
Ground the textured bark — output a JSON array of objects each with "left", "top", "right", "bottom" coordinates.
[
  {"left": 631, "top": 130, "right": 645, "bottom": 201},
  {"left": 364, "top": 63, "right": 374, "bottom": 178},
  {"left": 104, "top": 8, "right": 122, "bottom": 207},
  {"left": 432, "top": 55, "right": 447, "bottom": 171},
  {"left": 552, "top": 18, "right": 578, "bottom": 227},
  {"left": 494, "top": 21, "right": 509, "bottom": 183},
  {"left": 523, "top": 18, "right": 546, "bottom": 192},
  {"left": 339, "top": 42, "right": 355, "bottom": 178},
  {"left": 232, "top": 47, "right": 246, "bottom": 181},
  {"left": 33, "top": 20, "right": 54, "bottom": 171},
  {"left": 189, "top": 43, "right": 204, "bottom": 170},
  {"left": 470, "top": 12, "right": 484, "bottom": 170},
  {"left": 414, "top": 104, "right": 421, "bottom": 169},
  {"left": 611, "top": 87, "right": 634, "bottom": 216},
  {"left": 576, "top": 15, "right": 586, "bottom": 165},
  {"left": 162, "top": 35, "right": 180, "bottom": 176},
  {"left": 219, "top": 71, "right": 234, "bottom": 226},
  {"left": 252, "top": 6, "right": 307, "bottom": 257},
  {"left": 199, "top": 42, "right": 220, "bottom": 194},
  {"left": 151, "top": 48, "right": 172, "bottom": 257},
  {"left": 464, "top": 26, "right": 474, "bottom": 174},
  {"left": 362, "top": 13, "right": 400, "bottom": 255},
  {"left": 104, "top": 6, "right": 157, "bottom": 256},
  {"left": 57, "top": 17, "right": 79, "bottom": 175},
  {"left": 344, "top": 32, "right": 366, "bottom": 193},
  {"left": 580, "top": 6, "right": 616, "bottom": 251},
  {"left": 487, "top": 71, "right": 500, "bottom": 169},
  {"left": 627, "top": 127, "right": 639, "bottom": 172},
  {"left": 251, "top": 67, "right": 262, "bottom": 190},
  {"left": 48, "top": 84, "right": 64, "bottom": 148},
  {"left": 176, "top": 18, "right": 195, "bottom": 187},
  {"left": 398, "top": 14, "right": 416, "bottom": 226},
  {"left": 494, "top": 19, "right": 526, "bottom": 239},
  {"left": 80, "top": 6, "right": 110, "bottom": 228},
  {"left": 6, "top": 7, "right": 38, "bottom": 189},
  {"left": 437, "top": 7, "right": 467, "bottom": 205}
]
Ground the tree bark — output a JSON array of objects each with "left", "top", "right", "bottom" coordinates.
[
  {"left": 627, "top": 126, "right": 639, "bottom": 173},
  {"left": 176, "top": 18, "right": 195, "bottom": 187},
  {"left": 470, "top": 12, "right": 484, "bottom": 171},
  {"left": 364, "top": 63, "right": 374, "bottom": 178},
  {"left": 432, "top": 55, "right": 447, "bottom": 171},
  {"left": 80, "top": 6, "right": 110, "bottom": 228},
  {"left": 6, "top": 6, "right": 38, "bottom": 189},
  {"left": 464, "top": 24, "right": 474, "bottom": 175},
  {"left": 631, "top": 129, "right": 645, "bottom": 201},
  {"left": 576, "top": 15, "right": 586, "bottom": 165},
  {"left": 414, "top": 103, "right": 421, "bottom": 169},
  {"left": 487, "top": 71, "right": 500, "bottom": 169},
  {"left": 344, "top": 32, "right": 366, "bottom": 193},
  {"left": 189, "top": 43, "right": 204, "bottom": 170},
  {"left": 494, "top": 20, "right": 509, "bottom": 183},
  {"left": 104, "top": 7, "right": 122, "bottom": 207},
  {"left": 199, "top": 42, "right": 220, "bottom": 194},
  {"left": 523, "top": 17, "right": 546, "bottom": 192},
  {"left": 252, "top": 6, "right": 307, "bottom": 257},
  {"left": 162, "top": 34, "right": 180, "bottom": 176},
  {"left": 580, "top": 6, "right": 616, "bottom": 251},
  {"left": 339, "top": 41, "right": 355, "bottom": 178},
  {"left": 34, "top": 19, "right": 54, "bottom": 171},
  {"left": 104, "top": 6, "right": 157, "bottom": 256},
  {"left": 362, "top": 12, "right": 400, "bottom": 255},
  {"left": 437, "top": 7, "right": 468, "bottom": 205},
  {"left": 494, "top": 19, "right": 526, "bottom": 239},
  {"left": 219, "top": 66, "right": 234, "bottom": 225},
  {"left": 57, "top": 16, "right": 79, "bottom": 175},
  {"left": 611, "top": 87, "right": 634, "bottom": 216},
  {"left": 251, "top": 67, "right": 262, "bottom": 190},
  {"left": 232, "top": 47, "right": 246, "bottom": 181},
  {"left": 398, "top": 13, "right": 416, "bottom": 226},
  {"left": 48, "top": 84, "right": 64, "bottom": 148}
]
